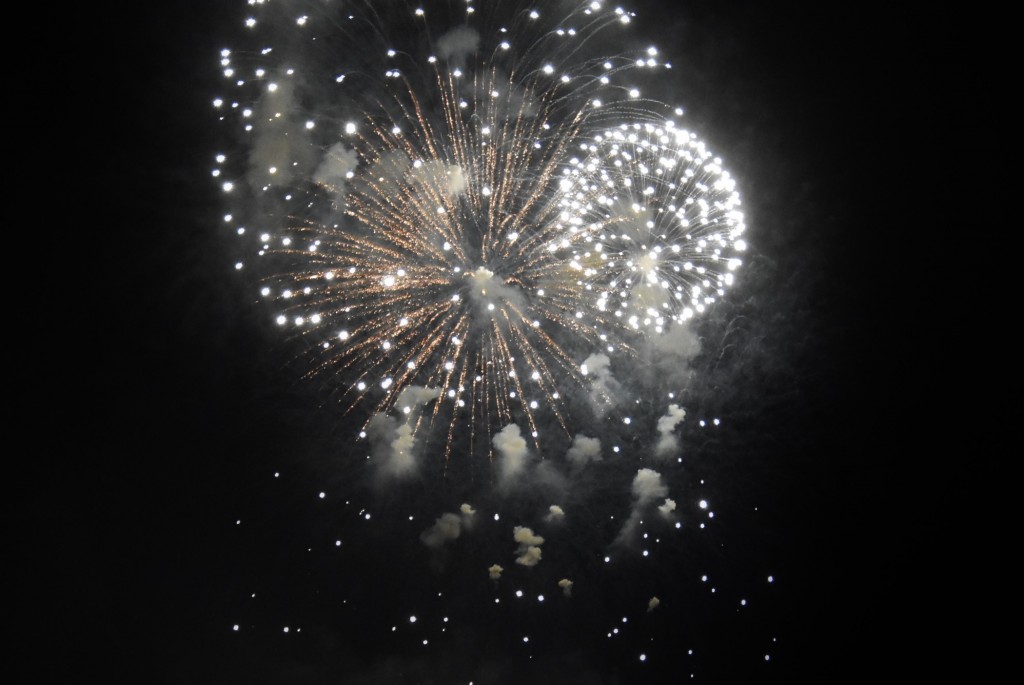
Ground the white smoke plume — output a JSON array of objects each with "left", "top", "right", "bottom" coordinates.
[
  {"left": 406, "top": 159, "right": 467, "bottom": 197},
  {"left": 313, "top": 142, "right": 358, "bottom": 200},
  {"left": 513, "top": 526, "right": 544, "bottom": 567},
  {"left": 632, "top": 468, "right": 669, "bottom": 504},
  {"left": 615, "top": 468, "right": 670, "bottom": 545},
  {"left": 419, "top": 503, "right": 477, "bottom": 549},
  {"left": 654, "top": 404, "right": 686, "bottom": 460},
  {"left": 648, "top": 596, "right": 661, "bottom": 612},
  {"left": 581, "top": 353, "right": 619, "bottom": 416},
  {"left": 420, "top": 512, "right": 462, "bottom": 549},
  {"left": 494, "top": 424, "right": 530, "bottom": 489},
  {"left": 558, "top": 579, "right": 574, "bottom": 597},
  {"left": 467, "top": 267, "right": 528, "bottom": 321},
  {"left": 488, "top": 564, "right": 504, "bottom": 581},
  {"left": 658, "top": 498, "right": 677, "bottom": 517},
  {"left": 367, "top": 386, "right": 440, "bottom": 479},
  {"left": 545, "top": 505, "right": 565, "bottom": 523},
  {"left": 436, "top": 26, "right": 480, "bottom": 63},
  {"left": 650, "top": 321, "right": 702, "bottom": 359},
  {"left": 565, "top": 434, "right": 601, "bottom": 467}
]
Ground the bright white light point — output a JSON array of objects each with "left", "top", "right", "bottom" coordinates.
[
  {"left": 364, "top": 513, "right": 371, "bottom": 520},
  {"left": 344, "top": 122, "right": 357, "bottom": 135},
  {"left": 768, "top": 575, "right": 774, "bottom": 583},
  {"left": 336, "top": 540, "right": 341, "bottom": 547},
  {"left": 493, "top": 513, "right": 500, "bottom": 521},
  {"left": 604, "top": 556, "right": 611, "bottom": 563},
  {"left": 222, "top": 182, "right": 234, "bottom": 192},
  {"left": 701, "top": 575, "right": 708, "bottom": 581},
  {"left": 245, "top": 18, "right": 256, "bottom": 27},
  {"left": 318, "top": 492, "right": 326, "bottom": 499},
  {"left": 409, "top": 616, "right": 417, "bottom": 623},
  {"left": 234, "top": 262, "right": 243, "bottom": 270},
  {"left": 741, "top": 599, "right": 747, "bottom": 606},
  {"left": 516, "top": 590, "right": 523, "bottom": 598},
  {"left": 233, "top": 624, "right": 239, "bottom": 631},
  {"left": 765, "top": 655, "right": 771, "bottom": 661},
  {"left": 623, "top": 417, "right": 631, "bottom": 425},
  {"left": 543, "top": 64, "right": 554, "bottom": 75},
  {"left": 276, "top": 315, "right": 286, "bottom": 325},
  {"left": 266, "top": 82, "right": 278, "bottom": 93},
  {"left": 629, "top": 89, "right": 640, "bottom": 98},
  {"left": 640, "top": 654, "right": 647, "bottom": 662},
  {"left": 529, "top": 10, "right": 539, "bottom": 19},
  {"left": 537, "top": 595, "right": 544, "bottom": 602},
  {"left": 699, "top": 500, "right": 708, "bottom": 509},
  {"left": 213, "top": 98, "right": 224, "bottom": 108},
  {"left": 415, "top": 8, "right": 424, "bottom": 16}
]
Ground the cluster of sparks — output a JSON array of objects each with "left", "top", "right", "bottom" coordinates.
[
  {"left": 214, "top": 2, "right": 780, "bottom": 675},
  {"left": 213, "top": 0, "right": 745, "bottom": 459}
]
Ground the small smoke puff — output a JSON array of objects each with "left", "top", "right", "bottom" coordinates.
[
  {"left": 367, "top": 415, "right": 418, "bottom": 478},
  {"left": 650, "top": 322, "right": 701, "bottom": 360},
  {"left": 513, "top": 526, "right": 544, "bottom": 567},
  {"left": 654, "top": 404, "right": 686, "bottom": 459},
  {"left": 420, "top": 512, "right": 462, "bottom": 548},
  {"left": 394, "top": 385, "right": 442, "bottom": 414},
  {"left": 513, "top": 526, "right": 544, "bottom": 547},
  {"left": 558, "top": 579, "right": 574, "bottom": 597},
  {"left": 658, "top": 498, "right": 676, "bottom": 517},
  {"left": 516, "top": 546, "right": 543, "bottom": 567},
  {"left": 648, "top": 597, "right": 661, "bottom": 612},
  {"left": 494, "top": 424, "right": 530, "bottom": 487},
  {"left": 313, "top": 142, "right": 358, "bottom": 194},
  {"left": 546, "top": 505, "right": 565, "bottom": 523},
  {"left": 614, "top": 469, "right": 669, "bottom": 545},
  {"left": 632, "top": 468, "right": 668, "bottom": 504},
  {"left": 436, "top": 26, "right": 480, "bottom": 62},
  {"left": 566, "top": 434, "right": 601, "bottom": 466},
  {"left": 488, "top": 564, "right": 504, "bottom": 581},
  {"left": 460, "top": 503, "right": 476, "bottom": 516}
]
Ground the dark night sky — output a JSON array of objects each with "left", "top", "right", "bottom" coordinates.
[{"left": 49, "top": 1, "right": 988, "bottom": 682}]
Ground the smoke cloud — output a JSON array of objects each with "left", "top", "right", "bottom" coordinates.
[
  {"left": 419, "top": 503, "right": 476, "bottom": 549},
  {"left": 615, "top": 468, "right": 670, "bottom": 545},
  {"left": 494, "top": 424, "right": 530, "bottom": 489},
  {"left": 654, "top": 404, "right": 686, "bottom": 460},
  {"left": 513, "top": 526, "right": 544, "bottom": 567},
  {"left": 581, "top": 353, "right": 619, "bottom": 416},
  {"left": 313, "top": 142, "right": 358, "bottom": 201},
  {"left": 488, "top": 564, "right": 504, "bottom": 581},
  {"left": 545, "top": 505, "right": 565, "bottom": 523},
  {"left": 565, "top": 434, "right": 601, "bottom": 467},
  {"left": 367, "top": 386, "right": 441, "bottom": 479},
  {"left": 558, "top": 579, "right": 574, "bottom": 597},
  {"left": 648, "top": 596, "right": 661, "bottom": 612},
  {"left": 436, "top": 26, "right": 480, "bottom": 63}
]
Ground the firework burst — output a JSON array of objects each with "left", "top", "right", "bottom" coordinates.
[{"left": 214, "top": 0, "right": 745, "bottom": 460}]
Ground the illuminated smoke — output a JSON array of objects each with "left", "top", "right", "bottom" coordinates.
[{"left": 654, "top": 404, "right": 686, "bottom": 460}]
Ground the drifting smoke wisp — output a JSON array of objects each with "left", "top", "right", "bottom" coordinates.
[{"left": 654, "top": 404, "right": 687, "bottom": 460}]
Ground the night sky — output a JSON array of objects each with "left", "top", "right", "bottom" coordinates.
[{"left": 55, "top": 1, "right": 984, "bottom": 682}]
